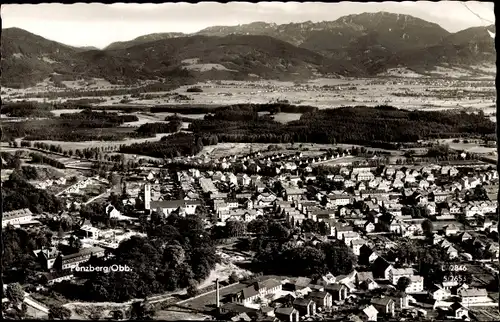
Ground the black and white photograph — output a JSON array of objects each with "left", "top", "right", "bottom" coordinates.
[{"left": 1, "top": 1, "right": 498, "bottom": 321}]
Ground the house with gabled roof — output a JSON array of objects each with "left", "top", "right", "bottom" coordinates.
[
  {"left": 388, "top": 268, "right": 414, "bottom": 285},
  {"left": 428, "top": 284, "right": 452, "bottom": 301},
  {"left": 307, "top": 291, "right": 332, "bottom": 309},
  {"left": 274, "top": 307, "right": 299, "bottom": 322},
  {"left": 458, "top": 288, "right": 491, "bottom": 305},
  {"left": 361, "top": 305, "right": 378, "bottom": 321},
  {"left": 444, "top": 224, "right": 459, "bottom": 236},
  {"left": 293, "top": 298, "right": 316, "bottom": 316},
  {"left": 371, "top": 297, "right": 395, "bottom": 317},
  {"left": 325, "top": 283, "right": 348, "bottom": 301},
  {"left": 449, "top": 302, "right": 469, "bottom": 320},
  {"left": 372, "top": 257, "right": 393, "bottom": 280}
]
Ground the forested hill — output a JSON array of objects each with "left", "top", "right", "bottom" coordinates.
[
  {"left": 2, "top": 12, "right": 495, "bottom": 88},
  {"left": 189, "top": 105, "right": 496, "bottom": 145}
]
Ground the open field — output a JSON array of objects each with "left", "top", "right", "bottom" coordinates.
[
  {"left": 437, "top": 138, "right": 497, "bottom": 154},
  {"left": 154, "top": 310, "right": 210, "bottom": 321},
  {"left": 272, "top": 112, "right": 303, "bottom": 123}
]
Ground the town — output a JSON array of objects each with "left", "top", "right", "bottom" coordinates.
[
  {"left": 2, "top": 141, "right": 499, "bottom": 321},
  {"left": 1, "top": 2, "right": 497, "bottom": 321}
]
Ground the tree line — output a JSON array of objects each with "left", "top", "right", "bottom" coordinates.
[{"left": 30, "top": 153, "right": 66, "bottom": 169}]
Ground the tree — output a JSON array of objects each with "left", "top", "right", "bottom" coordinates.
[
  {"left": 322, "top": 240, "right": 357, "bottom": 276},
  {"left": 186, "top": 280, "right": 199, "bottom": 298},
  {"left": 68, "top": 235, "right": 82, "bottom": 252},
  {"left": 268, "top": 222, "right": 290, "bottom": 240},
  {"left": 228, "top": 272, "right": 239, "bottom": 284},
  {"left": 247, "top": 219, "right": 269, "bottom": 235},
  {"left": 421, "top": 219, "right": 434, "bottom": 236},
  {"left": 110, "top": 310, "right": 124, "bottom": 320},
  {"left": 6, "top": 283, "right": 25, "bottom": 306},
  {"left": 226, "top": 220, "right": 246, "bottom": 237},
  {"left": 397, "top": 276, "right": 412, "bottom": 292},
  {"left": 48, "top": 305, "right": 72, "bottom": 320},
  {"left": 129, "top": 299, "right": 156, "bottom": 321}
]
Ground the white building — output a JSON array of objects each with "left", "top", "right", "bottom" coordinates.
[
  {"left": 2, "top": 209, "right": 34, "bottom": 227},
  {"left": 405, "top": 275, "right": 424, "bottom": 294},
  {"left": 389, "top": 268, "right": 414, "bottom": 285}
]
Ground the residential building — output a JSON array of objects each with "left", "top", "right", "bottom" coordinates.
[
  {"left": 293, "top": 298, "right": 316, "bottom": 316},
  {"left": 361, "top": 305, "right": 378, "bottom": 322},
  {"left": 450, "top": 302, "right": 469, "bottom": 320},
  {"left": 428, "top": 284, "right": 452, "bottom": 301},
  {"left": 150, "top": 199, "right": 201, "bottom": 216},
  {"left": 371, "top": 297, "right": 395, "bottom": 317},
  {"left": 58, "top": 246, "right": 105, "bottom": 270},
  {"left": 284, "top": 188, "right": 306, "bottom": 202},
  {"left": 34, "top": 247, "right": 60, "bottom": 270},
  {"left": 329, "top": 195, "right": 353, "bottom": 207},
  {"left": 307, "top": 291, "right": 333, "bottom": 309},
  {"left": 458, "top": 288, "right": 491, "bottom": 305},
  {"left": 326, "top": 283, "right": 348, "bottom": 301},
  {"left": 389, "top": 268, "right": 414, "bottom": 285},
  {"left": 275, "top": 307, "right": 299, "bottom": 322},
  {"left": 406, "top": 275, "right": 424, "bottom": 294}
]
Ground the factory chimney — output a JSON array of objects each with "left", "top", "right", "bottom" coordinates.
[
  {"left": 144, "top": 183, "right": 151, "bottom": 210},
  {"left": 215, "top": 278, "right": 220, "bottom": 309}
]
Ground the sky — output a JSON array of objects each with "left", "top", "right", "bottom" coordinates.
[{"left": 1, "top": 1, "right": 495, "bottom": 48}]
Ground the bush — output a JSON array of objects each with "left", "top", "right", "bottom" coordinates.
[
  {"left": 186, "top": 283, "right": 199, "bottom": 298},
  {"left": 228, "top": 272, "right": 239, "bottom": 284},
  {"left": 186, "top": 87, "right": 203, "bottom": 93}
]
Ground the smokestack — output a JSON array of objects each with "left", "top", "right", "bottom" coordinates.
[{"left": 216, "top": 278, "right": 220, "bottom": 308}]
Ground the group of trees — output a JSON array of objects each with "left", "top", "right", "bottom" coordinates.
[
  {"left": 136, "top": 118, "right": 182, "bottom": 136},
  {"left": 30, "top": 153, "right": 66, "bottom": 169},
  {"left": 55, "top": 214, "right": 219, "bottom": 302},
  {"left": 3, "top": 283, "right": 29, "bottom": 319},
  {"left": 120, "top": 133, "right": 204, "bottom": 159},
  {"left": 2, "top": 102, "right": 55, "bottom": 118},
  {"left": 2, "top": 172, "right": 63, "bottom": 214},
  {"left": 59, "top": 109, "right": 138, "bottom": 127},
  {"left": 387, "top": 239, "right": 461, "bottom": 287},
  {"left": 3, "top": 226, "right": 51, "bottom": 284},
  {"left": 212, "top": 220, "right": 247, "bottom": 239},
  {"left": 1, "top": 151, "right": 22, "bottom": 170},
  {"left": 253, "top": 239, "right": 357, "bottom": 279}
]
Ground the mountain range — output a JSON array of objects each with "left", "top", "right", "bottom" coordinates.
[{"left": 1, "top": 12, "right": 495, "bottom": 88}]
